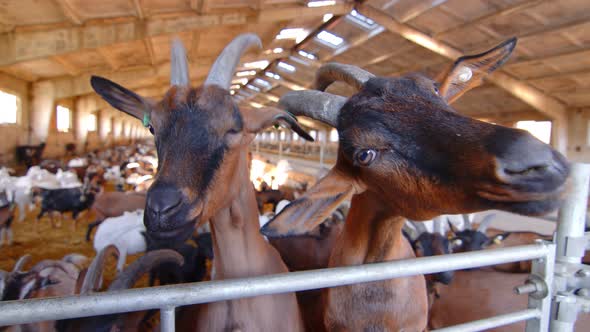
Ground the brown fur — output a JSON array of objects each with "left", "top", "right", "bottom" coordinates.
[{"left": 263, "top": 38, "right": 569, "bottom": 331}]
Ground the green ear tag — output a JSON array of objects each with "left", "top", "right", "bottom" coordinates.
[{"left": 142, "top": 113, "right": 150, "bottom": 127}]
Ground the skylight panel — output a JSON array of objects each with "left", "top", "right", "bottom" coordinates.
[
  {"left": 276, "top": 28, "right": 309, "bottom": 43},
  {"left": 307, "top": 1, "right": 336, "bottom": 7},
  {"left": 244, "top": 60, "right": 269, "bottom": 69},
  {"left": 277, "top": 62, "right": 296, "bottom": 73},
  {"left": 265, "top": 72, "right": 281, "bottom": 80},
  {"left": 316, "top": 30, "right": 344, "bottom": 47},
  {"left": 236, "top": 70, "right": 256, "bottom": 77},
  {"left": 250, "top": 102, "right": 264, "bottom": 109},
  {"left": 254, "top": 78, "right": 272, "bottom": 89},
  {"left": 246, "top": 84, "right": 261, "bottom": 92},
  {"left": 298, "top": 50, "right": 317, "bottom": 60},
  {"left": 347, "top": 9, "right": 378, "bottom": 30},
  {"left": 232, "top": 78, "right": 249, "bottom": 85}
]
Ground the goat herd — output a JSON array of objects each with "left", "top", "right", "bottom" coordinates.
[{"left": 0, "top": 33, "right": 586, "bottom": 331}]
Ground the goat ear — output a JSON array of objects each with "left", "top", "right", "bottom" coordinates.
[
  {"left": 438, "top": 37, "right": 516, "bottom": 104},
  {"left": 90, "top": 76, "right": 152, "bottom": 121},
  {"left": 261, "top": 169, "right": 355, "bottom": 238},
  {"left": 241, "top": 106, "right": 314, "bottom": 141}
]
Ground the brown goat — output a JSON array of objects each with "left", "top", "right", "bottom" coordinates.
[
  {"left": 91, "top": 34, "right": 308, "bottom": 331},
  {"left": 262, "top": 38, "right": 570, "bottom": 331},
  {"left": 0, "top": 254, "right": 87, "bottom": 332},
  {"left": 86, "top": 191, "right": 146, "bottom": 241},
  {"left": 267, "top": 205, "right": 347, "bottom": 332}
]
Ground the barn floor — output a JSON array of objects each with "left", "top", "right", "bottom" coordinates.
[{"left": 0, "top": 207, "right": 143, "bottom": 286}]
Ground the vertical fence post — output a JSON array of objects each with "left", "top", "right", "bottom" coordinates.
[
  {"left": 160, "top": 307, "right": 176, "bottom": 332},
  {"left": 524, "top": 242, "right": 555, "bottom": 332},
  {"left": 550, "top": 163, "right": 590, "bottom": 332}
]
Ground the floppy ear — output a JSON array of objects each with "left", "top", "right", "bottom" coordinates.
[
  {"left": 438, "top": 37, "right": 516, "bottom": 104},
  {"left": 241, "top": 106, "right": 313, "bottom": 141},
  {"left": 260, "top": 169, "right": 354, "bottom": 238},
  {"left": 90, "top": 76, "right": 152, "bottom": 121}
]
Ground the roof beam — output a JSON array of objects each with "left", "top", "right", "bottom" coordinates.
[
  {"left": 383, "top": 0, "right": 449, "bottom": 23},
  {"left": 435, "top": 0, "right": 544, "bottom": 38},
  {"left": 0, "top": 3, "right": 353, "bottom": 67},
  {"left": 144, "top": 38, "right": 156, "bottom": 66},
  {"left": 358, "top": 3, "right": 567, "bottom": 121},
  {"left": 131, "top": 0, "right": 145, "bottom": 20},
  {"left": 51, "top": 55, "right": 81, "bottom": 76},
  {"left": 54, "top": 0, "right": 83, "bottom": 25},
  {"left": 96, "top": 47, "right": 121, "bottom": 70}
]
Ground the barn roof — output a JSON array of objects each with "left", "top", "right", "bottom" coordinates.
[{"left": 1, "top": 0, "right": 588, "bottom": 126}]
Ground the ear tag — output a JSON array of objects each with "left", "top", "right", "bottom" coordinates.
[
  {"left": 142, "top": 113, "right": 150, "bottom": 127},
  {"left": 457, "top": 66, "right": 473, "bottom": 82}
]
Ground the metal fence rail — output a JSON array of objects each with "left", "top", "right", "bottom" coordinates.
[
  {"left": 0, "top": 243, "right": 550, "bottom": 327},
  {"left": 0, "top": 163, "right": 588, "bottom": 332}
]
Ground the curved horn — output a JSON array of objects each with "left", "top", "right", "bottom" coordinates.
[
  {"left": 12, "top": 254, "right": 31, "bottom": 273},
  {"left": 62, "top": 253, "right": 89, "bottom": 270},
  {"left": 315, "top": 62, "right": 375, "bottom": 92},
  {"left": 80, "top": 245, "right": 119, "bottom": 294},
  {"left": 170, "top": 38, "right": 190, "bottom": 87},
  {"left": 279, "top": 90, "right": 346, "bottom": 128},
  {"left": 204, "top": 33, "right": 261, "bottom": 90},
  {"left": 108, "top": 250, "right": 184, "bottom": 291},
  {"left": 477, "top": 214, "right": 496, "bottom": 234}
]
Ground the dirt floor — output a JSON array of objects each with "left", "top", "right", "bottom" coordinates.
[{"left": 0, "top": 202, "right": 144, "bottom": 287}]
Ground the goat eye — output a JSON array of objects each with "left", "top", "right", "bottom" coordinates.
[
  {"left": 147, "top": 124, "right": 155, "bottom": 135},
  {"left": 434, "top": 86, "right": 440, "bottom": 95},
  {"left": 355, "top": 149, "right": 377, "bottom": 166}
]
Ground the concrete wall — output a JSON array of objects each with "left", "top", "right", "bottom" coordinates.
[
  {"left": 0, "top": 73, "right": 30, "bottom": 164},
  {"left": 0, "top": 74, "right": 148, "bottom": 165}
]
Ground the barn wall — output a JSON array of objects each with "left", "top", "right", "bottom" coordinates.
[{"left": 0, "top": 73, "right": 30, "bottom": 164}]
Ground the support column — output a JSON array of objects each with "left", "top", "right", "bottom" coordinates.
[
  {"left": 30, "top": 81, "right": 56, "bottom": 144},
  {"left": 551, "top": 116, "right": 568, "bottom": 157}
]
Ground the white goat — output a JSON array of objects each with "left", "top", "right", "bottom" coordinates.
[{"left": 93, "top": 210, "right": 146, "bottom": 271}]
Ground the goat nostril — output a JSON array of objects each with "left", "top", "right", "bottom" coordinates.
[{"left": 504, "top": 164, "right": 549, "bottom": 176}]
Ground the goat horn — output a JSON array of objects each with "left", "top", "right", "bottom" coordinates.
[
  {"left": 170, "top": 38, "right": 190, "bottom": 87},
  {"left": 12, "top": 254, "right": 31, "bottom": 273},
  {"left": 204, "top": 33, "right": 261, "bottom": 90},
  {"left": 80, "top": 245, "right": 119, "bottom": 294},
  {"left": 315, "top": 62, "right": 375, "bottom": 92},
  {"left": 477, "top": 214, "right": 496, "bottom": 234},
  {"left": 108, "top": 250, "right": 184, "bottom": 291},
  {"left": 279, "top": 90, "right": 346, "bottom": 128}
]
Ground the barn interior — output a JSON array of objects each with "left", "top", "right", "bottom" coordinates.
[{"left": 0, "top": 0, "right": 589, "bottom": 331}]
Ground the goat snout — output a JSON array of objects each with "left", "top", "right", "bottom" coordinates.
[{"left": 146, "top": 187, "right": 182, "bottom": 216}]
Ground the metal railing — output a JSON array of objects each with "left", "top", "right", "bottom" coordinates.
[{"left": 0, "top": 164, "right": 589, "bottom": 332}]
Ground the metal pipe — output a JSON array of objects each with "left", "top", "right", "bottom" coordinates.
[
  {"left": 551, "top": 163, "right": 590, "bottom": 332},
  {"left": 160, "top": 307, "right": 175, "bottom": 332},
  {"left": 432, "top": 309, "right": 540, "bottom": 332},
  {"left": 555, "top": 163, "right": 590, "bottom": 263},
  {"left": 0, "top": 243, "right": 550, "bottom": 326}
]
